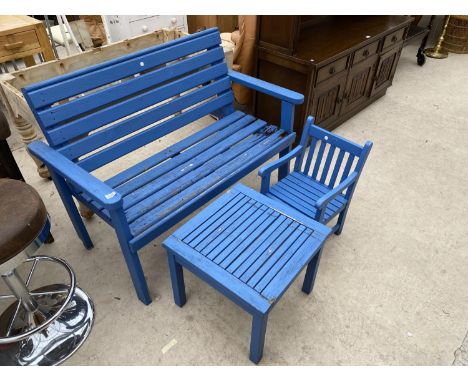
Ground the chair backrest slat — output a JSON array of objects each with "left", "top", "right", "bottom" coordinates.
[
  {"left": 340, "top": 153, "right": 355, "bottom": 185},
  {"left": 319, "top": 145, "right": 336, "bottom": 184},
  {"left": 302, "top": 137, "right": 316, "bottom": 175},
  {"left": 22, "top": 28, "right": 233, "bottom": 172},
  {"left": 328, "top": 149, "right": 345, "bottom": 187},
  {"left": 296, "top": 116, "right": 370, "bottom": 190},
  {"left": 311, "top": 140, "right": 326, "bottom": 179}
]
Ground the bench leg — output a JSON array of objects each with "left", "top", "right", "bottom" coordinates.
[
  {"left": 302, "top": 248, "right": 323, "bottom": 295},
  {"left": 250, "top": 312, "right": 268, "bottom": 364},
  {"left": 49, "top": 170, "right": 93, "bottom": 250},
  {"left": 167, "top": 253, "right": 186, "bottom": 307},
  {"left": 110, "top": 209, "right": 151, "bottom": 305},
  {"left": 119, "top": 244, "right": 152, "bottom": 305}
]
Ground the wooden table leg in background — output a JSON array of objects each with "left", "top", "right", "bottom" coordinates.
[{"left": 23, "top": 55, "right": 36, "bottom": 67}]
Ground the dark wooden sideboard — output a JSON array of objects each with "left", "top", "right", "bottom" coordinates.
[{"left": 254, "top": 16, "right": 413, "bottom": 138}]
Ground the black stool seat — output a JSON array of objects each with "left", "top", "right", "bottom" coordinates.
[{"left": 0, "top": 178, "right": 47, "bottom": 264}]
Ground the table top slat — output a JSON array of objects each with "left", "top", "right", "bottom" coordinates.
[{"left": 165, "top": 184, "right": 331, "bottom": 311}]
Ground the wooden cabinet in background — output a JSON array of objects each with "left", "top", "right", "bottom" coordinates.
[{"left": 254, "top": 16, "right": 413, "bottom": 139}]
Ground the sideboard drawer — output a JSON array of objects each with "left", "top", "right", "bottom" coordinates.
[
  {"left": 382, "top": 28, "right": 405, "bottom": 51},
  {"left": 316, "top": 56, "right": 348, "bottom": 84},
  {"left": 353, "top": 40, "right": 380, "bottom": 65},
  {"left": 0, "top": 29, "right": 40, "bottom": 58}
]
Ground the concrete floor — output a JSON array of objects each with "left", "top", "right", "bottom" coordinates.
[{"left": 2, "top": 42, "right": 468, "bottom": 365}]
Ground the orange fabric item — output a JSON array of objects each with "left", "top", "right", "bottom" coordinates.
[{"left": 232, "top": 16, "right": 257, "bottom": 106}]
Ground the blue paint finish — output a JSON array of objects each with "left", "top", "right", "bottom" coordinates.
[
  {"left": 22, "top": 28, "right": 303, "bottom": 304},
  {"left": 258, "top": 116, "right": 373, "bottom": 234},
  {"left": 301, "top": 248, "right": 323, "bottom": 295},
  {"left": 163, "top": 184, "right": 330, "bottom": 363}
]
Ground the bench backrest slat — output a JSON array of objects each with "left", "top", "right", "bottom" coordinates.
[
  {"left": 22, "top": 28, "right": 232, "bottom": 171},
  {"left": 36, "top": 47, "right": 225, "bottom": 130},
  {"left": 79, "top": 92, "right": 234, "bottom": 173},
  {"left": 25, "top": 29, "right": 220, "bottom": 107},
  {"left": 59, "top": 75, "right": 231, "bottom": 161},
  {"left": 53, "top": 62, "right": 229, "bottom": 154}
]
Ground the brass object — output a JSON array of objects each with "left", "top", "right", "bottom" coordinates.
[{"left": 425, "top": 16, "right": 450, "bottom": 59}]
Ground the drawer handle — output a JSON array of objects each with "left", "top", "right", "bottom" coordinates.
[
  {"left": 328, "top": 66, "right": 336, "bottom": 75},
  {"left": 363, "top": 49, "right": 369, "bottom": 57},
  {"left": 391, "top": 35, "right": 398, "bottom": 43},
  {"left": 4, "top": 41, "right": 24, "bottom": 50}
]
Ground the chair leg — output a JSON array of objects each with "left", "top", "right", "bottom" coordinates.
[
  {"left": 167, "top": 253, "right": 186, "bottom": 307},
  {"left": 278, "top": 147, "right": 290, "bottom": 180},
  {"left": 334, "top": 208, "right": 349, "bottom": 235},
  {"left": 249, "top": 312, "right": 268, "bottom": 364},
  {"left": 302, "top": 248, "right": 323, "bottom": 295},
  {"left": 49, "top": 171, "right": 93, "bottom": 249}
]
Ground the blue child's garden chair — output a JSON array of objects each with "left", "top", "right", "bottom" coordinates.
[{"left": 259, "top": 116, "right": 373, "bottom": 234}]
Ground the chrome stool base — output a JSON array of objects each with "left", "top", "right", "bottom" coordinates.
[{"left": 0, "top": 284, "right": 94, "bottom": 366}]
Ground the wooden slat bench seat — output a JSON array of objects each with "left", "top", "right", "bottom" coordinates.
[{"left": 22, "top": 28, "right": 304, "bottom": 304}]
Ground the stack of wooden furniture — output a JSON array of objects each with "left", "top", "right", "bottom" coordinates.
[
  {"left": 254, "top": 16, "right": 413, "bottom": 137},
  {"left": 0, "top": 15, "right": 55, "bottom": 69}
]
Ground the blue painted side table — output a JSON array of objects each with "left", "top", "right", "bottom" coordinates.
[{"left": 163, "top": 184, "right": 331, "bottom": 363}]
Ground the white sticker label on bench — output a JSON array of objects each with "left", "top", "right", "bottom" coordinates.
[{"left": 105, "top": 192, "right": 117, "bottom": 199}]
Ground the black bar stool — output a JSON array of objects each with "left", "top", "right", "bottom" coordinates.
[{"left": 0, "top": 178, "right": 95, "bottom": 366}]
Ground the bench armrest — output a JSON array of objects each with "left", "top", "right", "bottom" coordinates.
[
  {"left": 28, "top": 140, "right": 122, "bottom": 209},
  {"left": 228, "top": 70, "right": 304, "bottom": 105},
  {"left": 314, "top": 171, "right": 358, "bottom": 222},
  {"left": 258, "top": 146, "right": 303, "bottom": 193}
]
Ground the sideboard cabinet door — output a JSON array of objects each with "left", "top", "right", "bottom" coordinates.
[
  {"left": 372, "top": 44, "right": 402, "bottom": 95},
  {"left": 341, "top": 54, "right": 379, "bottom": 115},
  {"left": 309, "top": 71, "right": 347, "bottom": 128}
]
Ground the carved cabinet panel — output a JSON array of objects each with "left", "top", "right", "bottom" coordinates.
[
  {"left": 372, "top": 44, "right": 402, "bottom": 95},
  {"left": 341, "top": 54, "right": 378, "bottom": 115},
  {"left": 309, "top": 72, "right": 347, "bottom": 126}
]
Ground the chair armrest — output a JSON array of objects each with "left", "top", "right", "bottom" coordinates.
[
  {"left": 258, "top": 146, "right": 303, "bottom": 193},
  {"left": 28, "top": 140, "right": 122, "bottom": 209},
  {"left": 228, "top": 70, "right": 304, "bottom": 105},
  {"left": 314, "top": 172, "right": 358, "bottom": 220}
]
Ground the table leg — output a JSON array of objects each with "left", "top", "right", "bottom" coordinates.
[
  {"left": 250, "top": 312, "right": 268, "bottom": 364},
  {"left": 301, "top": 248, "right": 323, "bottom": 295},
  {"left": 168, "top": 253, "right": 186, "bottom": 307},
  {"left": 10, "top": 114, "right": 50, "bottom": 179},
  {"left": 23, "top": 55, "right": 36, "bottom": 67}
]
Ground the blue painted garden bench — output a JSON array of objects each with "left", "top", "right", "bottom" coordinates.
[
  {"left": 22, "top": 28, "right": 303, "bottom": 305},
  {"left": 259, "top": 116, "right": 373, "bottom": 234}
]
